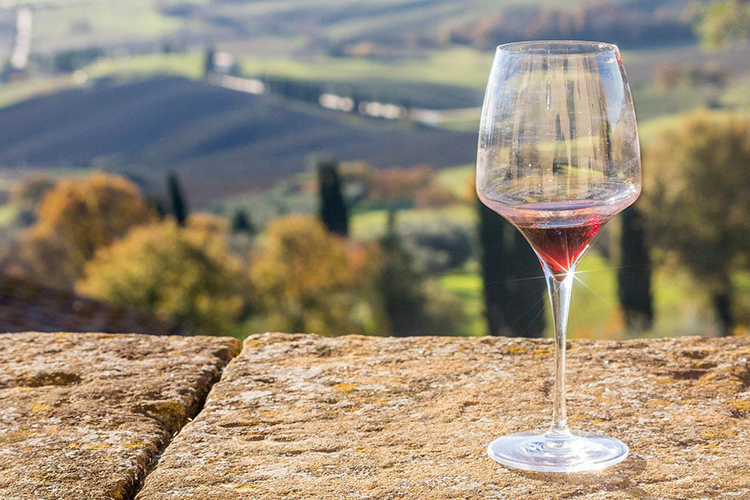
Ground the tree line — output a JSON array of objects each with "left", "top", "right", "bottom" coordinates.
[
  {"left": 445, "top": 3, "right": 695, "bottom": 50},
  {"left": 481, "top": 110, "right": 750, "bottom": 338},
  {"left": 319, "top": 109, "right": 749, "bottom": 339},
  {"left": 0, "top": 164, "right": 464, "bottom": 337},
  {"left": 1, "top": 109, "right": 747, "bottom": 337}
]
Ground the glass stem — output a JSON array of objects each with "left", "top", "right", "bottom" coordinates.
[{"left": 543, "top": 265, "right": 574, "bottom": 438}]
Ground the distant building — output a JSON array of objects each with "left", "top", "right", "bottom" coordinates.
[
  {"left": 212, "top": 51, "right": 235, "bottom": 74},
  {"left": 2, "top": 7, "right": 33, "bottom": 83},
  {"left": 209, "top": 74, "right": 266, "bottom": 94},
  {"left": 0, "top": 274, "right": 181, "bottom": 335},
  {"left": 10, "top": 7, "right": 33, "bottom": 71}
]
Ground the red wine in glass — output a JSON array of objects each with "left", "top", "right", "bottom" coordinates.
[
  {"left": 478, "top": 196, "right": 634, "bottom": 279},
  {"left": 518, "top": 220, "right": 604, "bottom": 277}
]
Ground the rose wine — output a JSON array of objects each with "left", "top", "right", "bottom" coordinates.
[
  {"left": 517, "top": 219, "right": 604, "bottom": 275},
  {"left": 478, "top": 194, "right": 627, "bottom": 277}
]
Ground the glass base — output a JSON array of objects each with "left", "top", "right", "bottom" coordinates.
[{"left": 487, "top": 429, "right": 628, "bottom": 473}]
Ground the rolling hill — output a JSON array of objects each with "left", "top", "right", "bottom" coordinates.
[{"left": 0, "top": 77, "right": 478, "bottom": 205}]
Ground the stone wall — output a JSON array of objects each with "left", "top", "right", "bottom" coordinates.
[
  {"left": 0, "top": 333, "right": 239, "bottom": 499},
  {"left": 2, "top": 332, "right": 749, "bottom": 499}
]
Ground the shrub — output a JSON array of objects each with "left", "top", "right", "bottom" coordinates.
[
  {"left": 77, "top": 215, "right": 247, "bottom": 336},
  {"left": 250, "top": 215, "right": 381, "bottom": 336},
  {"left": 414, "top": 181, "right": 459, "bottom": 209},
  {"left": 368, "top": 165, "right": 436, "bottom": 204},
  {"left": 16, "top": 173, "right": 157, "bottom": 288},
  {"left": 399, "top": 220, "right": 475, "bottom": 273}
]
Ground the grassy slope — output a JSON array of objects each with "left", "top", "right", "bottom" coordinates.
[
  {"left": 84, "top": 53, "right": 204, "bottom": 81},
  {"left": 0, "top": 77, "right": 478, "bottom": 205},
  {"left": 240, "top": 47, "right": 492, "bottom": 90}
]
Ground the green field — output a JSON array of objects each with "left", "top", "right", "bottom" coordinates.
[
  {"left": 440, "top": 267, "right": 485, "bottom": 336},
  {"left": 351, "top": 204, "right": 476, "bottom": 241},
  {"left": 84, "top": 53, "right": 204, "bottom": 81},
  {"left": 240, "top": 47, "right": 492, "bottom": 90},
  {"left": 27, "top": 0, "right": 187, "bottom": 54},
  {"left": 632, "top": 86, "right": 713, "bottom": 122},
  {"left": 440, "top": 246, "right": 716, "bottom": 340},
  {"left": 0, "top": 77, "right": 81, "bottom": 109},
  {"left": 436, "top": 164, "right": 474, "bottom": 195}
]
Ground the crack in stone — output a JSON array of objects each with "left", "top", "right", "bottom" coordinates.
[{"left": 124, "top": 348, "right": 242, "bottom": 500}]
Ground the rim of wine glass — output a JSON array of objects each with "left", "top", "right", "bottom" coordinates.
[{"left": 497, "top": 40, "right": 619, "bottom": 56}]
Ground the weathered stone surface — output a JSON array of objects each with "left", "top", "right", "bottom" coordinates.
[
  {"left": 137, "top": 333, "right": 750, "bottom": 499},
  {"left": 0, "top": 332, "right": 241, "bottom": 500}
]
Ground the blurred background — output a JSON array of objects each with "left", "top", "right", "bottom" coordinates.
[{"left": 0, "top": 0, "right": 748, "bottom": 339}]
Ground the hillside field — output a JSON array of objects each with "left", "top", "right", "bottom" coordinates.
[{"left": 0, "top": 76, "right": 477, "bottom": 205}]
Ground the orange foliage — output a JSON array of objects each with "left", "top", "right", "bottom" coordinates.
[
  {"left": 250, "top": 215, "right": 383, "bottom": 336},
  {"left": 18, "top": 173, "right": 157, "bottom": 287},
  {"left": 413, "top": 181, "right": 458, "bottom": 209},
  {"left": 77, "top": 216, "right": 246, "bottom": 336},
  {"left": 368, "top": 165, "right": 436, "bottom": 203}
]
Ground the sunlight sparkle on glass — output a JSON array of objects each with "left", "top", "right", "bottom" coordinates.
[{"left": 477, "top": 41, "right": 641, "bottom": 473}]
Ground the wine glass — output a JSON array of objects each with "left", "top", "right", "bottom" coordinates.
[{"left": 477, "top": 41, "right": 641, "bottom": 473}]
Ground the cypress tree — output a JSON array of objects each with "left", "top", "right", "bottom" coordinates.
[
  {"left": 377, "top": 207, "right": 427, "bottom": 336},
  {"left": 167, "top": 172, "right": 188, "bottom": 226},
  {"left": 617, "top": 205, "right": 654, "bottom": 332},
  {"left": 712, "top": 286, "right": 733, "bottom": 336},
  {"left": 317, "top": 158, "right": 348, "bottom": 236},
  {"left": 479, "top": 201, "right": 546, "bottom": 337},
  {"left": 231, "top": 210, "right": 255, "bottom": 235},
  {"left": 203, "top": 45, "right": 215, "bottom": 79}
]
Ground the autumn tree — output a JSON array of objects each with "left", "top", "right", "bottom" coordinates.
[
  {"left": 17, "top": 173, "right": 157, "bottom": 288},
  {"left": 643, "top": 111, "right": 750, "bottom": 335},
  {"left": 250, "top": 215, "right": 380, "bottom": 336},
  {"left": 77, "top": 215, "right": 247, "bottom": 336}
]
